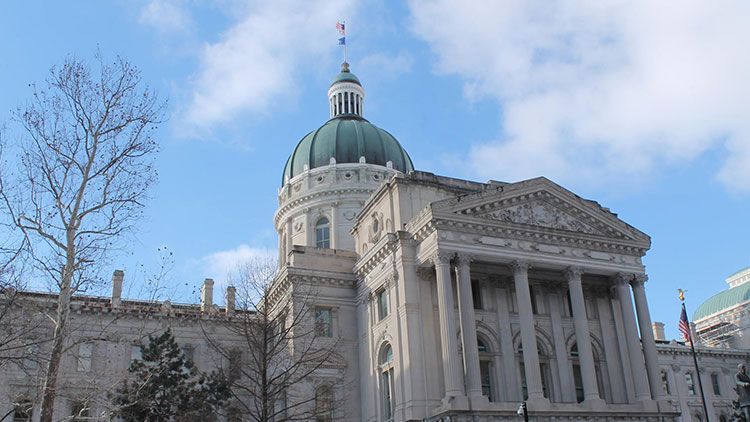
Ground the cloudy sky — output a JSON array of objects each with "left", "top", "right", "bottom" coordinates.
[{"left": 1, "top": 0, "right": 748, "bottom": 339}]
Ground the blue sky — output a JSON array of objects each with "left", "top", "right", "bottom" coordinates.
[{"left": 1, "top": 1, "right": 749, "bottom": 340}]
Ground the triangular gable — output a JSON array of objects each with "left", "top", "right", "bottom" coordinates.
[{"left": 430, "top": 177, "right": 649, "bottom": 244}]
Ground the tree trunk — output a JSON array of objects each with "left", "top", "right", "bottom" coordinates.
[{"left": 39, "top": 241, "right": 75, "bottom": 422}]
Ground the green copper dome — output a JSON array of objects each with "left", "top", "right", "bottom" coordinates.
[
  {"left": 282, "top": 115, "right": 414, "bottom": 184},
  {"left": 331, "top": 68, "right": 361, "bottom": 86},
  {"left": 693, "top": 282, "right": 750, "bottom": 320}
]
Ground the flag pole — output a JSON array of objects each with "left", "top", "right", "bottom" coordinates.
[
  {"left": 343, "top": 20, "right": 348, "bottom": 64},
  {"left": 681, "top": 293, "right": 710, "bottom": 420}
]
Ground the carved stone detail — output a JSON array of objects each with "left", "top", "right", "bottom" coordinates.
[
  {"left": 511, "top": 260, "right": 529, "bottom": 274},
  {"left": 477, "top": 199, "right": 600, "bottom": 235}
]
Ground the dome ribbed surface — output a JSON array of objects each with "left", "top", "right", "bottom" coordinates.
[
  {"left": 282, "top": 115, "right": 414, "bottom": 184},
  {"left": 694, "top": 282, "right": 750, "bottom": 320}
]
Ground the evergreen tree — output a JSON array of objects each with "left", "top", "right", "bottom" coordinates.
[{"left": 112, "top": 328, "right": 230, "bottom": 421}]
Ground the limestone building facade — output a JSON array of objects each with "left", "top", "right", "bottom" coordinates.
[{"left": 2, "top": 63, "right": 749, "bottom": 421}]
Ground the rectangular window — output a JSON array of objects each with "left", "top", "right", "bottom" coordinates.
[
  {"left": 712, "top": 373, "right": 721, "bottom": 395},
  {"left": 315, "top": 307, "right": 333, "bottom": 337},
  {"left": 686, "top": 372, "right": 696, "bottom": 395},
  {"left": 77, "top": 343, "right": 93, "bottom": 372},
  {"left": 530, "top": 286, "right": 538, "bottom": 315},
  {"left": 480, "top": 360, "right": 493, "bottom": 401},
  {"left": 471, "top": 280, "right": 483, "bottom": 310},
  {"left": 229, "top": 349, "right": 241, "bottom": 382},
  {"left": 572, "top": 363, "right": 584, "bottom": 403},
  {"left": 661, "top": 370, "right": 671, "bottom": 395},
  {"left": 182, "top": 344, "right": 195, "bottom": 363},
  {"left": 377, "top": 289, "right": 389, "bottom": 320}
]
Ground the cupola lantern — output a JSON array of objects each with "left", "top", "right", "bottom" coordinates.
[{"left": 328, "top": 62, "right": 365, "bottom": 118}]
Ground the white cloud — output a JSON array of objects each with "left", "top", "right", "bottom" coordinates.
[
  {"left": 182, "top": 0, "right": 358, "bottom": 132},
  {"left": 198, "top": 244, "right": 276, "bottom": 285},
  {"left": 409, "top": 0, "right": 750, "bottom": 192},
  {"left": 139, "top": 0, "right": 192, "bottom": 34}
]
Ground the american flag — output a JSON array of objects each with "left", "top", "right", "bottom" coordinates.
[
  {"left": 336, "top": 21, "right": 345, "bottom": 35},
  {"left": 679, "top": 305, "right": 691, "bottom": 341}
]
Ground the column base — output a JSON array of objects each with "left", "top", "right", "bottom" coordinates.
[
  {"left": 582, "top": 397, "right": 607, "bottom": 410},
  {"left": 468, "top": 394, "right": 491, "bottom": 411},
  {"left": 439, "top": 394, "right": 469, "bottom": 411},
  {"left": 525, "top": 396, "right": 550, "bottom": 409}
]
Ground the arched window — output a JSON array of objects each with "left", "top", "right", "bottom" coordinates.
[
  {"left": 569, "top": 342, "right": 606, "bottom": 403},
  {"left": 517, "top": 339, "right": 552, "bottom": 400},
  {"left": 380, "top": 343, "right": 395, "bottom": 421},
  {"left": 315, "top": 217, "right": 330, "bottom": 248},
  {"left": 478, "top": 337, "right": 494, "bottom": 401},
  {"left": 13, "top": 400, "right": 32, "bottom": 422},
  {"left": 315, "top": 385, "right": 333, "bottom": 422}
]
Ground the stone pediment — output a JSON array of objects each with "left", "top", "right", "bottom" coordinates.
[
  {"left": 477, "top": 197, "right": 603, "bottom": 235},
  {"left": 430, "top": 177, "right": 649, "bottom": 244}
]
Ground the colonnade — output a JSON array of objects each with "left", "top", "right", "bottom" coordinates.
[{"left": 429, "top": 251, "right": 665, "bottom": 407}]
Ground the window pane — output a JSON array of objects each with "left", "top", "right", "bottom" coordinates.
[
  {"left": 315, "top": 218, "right": 330, "bottom": 248},
  {"left": 480, "top": 360, "right": 493, "bottom": 401},
  {"left": 315, "top": 308, "right": 332, "bottom": 337},
  {"left": 471, "top": 280, "right": 482, "bottom": 309},
  {"left": 661, "top": 370, "right": 670, "bottom": 395},
  {"left": 378, "top": 289, "right": 389, "bottom": 320},
  {"left": 77, "top": 343, "right": 92, "bottom": 372},
  {"left": 712, "top": 373, "right": 721, "bottom": 395}
]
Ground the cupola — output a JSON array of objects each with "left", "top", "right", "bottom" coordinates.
[{"left": 328, "top": 62, "right": 365, "bottom": 118}]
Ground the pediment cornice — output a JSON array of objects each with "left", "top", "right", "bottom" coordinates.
[{"left": 429, "top": 177, "right": 650, "bottom": 248}]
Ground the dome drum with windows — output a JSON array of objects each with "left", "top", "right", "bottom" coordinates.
[{"left": 281, "top": 62, "right": 414, "bottom": 185}]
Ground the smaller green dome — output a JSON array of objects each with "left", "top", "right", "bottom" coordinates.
[
  {"left": 694, "top": 282, "right": 750, "bottom": 320},
  {"left": 331, "top": 62, "right": 360, "bottom": 86}
]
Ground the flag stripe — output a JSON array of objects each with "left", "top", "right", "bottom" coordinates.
[{"left": 679, "top": 306, "right": 691, "bottom": 341}]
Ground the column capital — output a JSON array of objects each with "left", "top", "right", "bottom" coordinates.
[
  {"left": 630, "top": 273, "right": 648, "bottom": 288},
  {"left": 455, "top": 253, "right": 473, "bottom": 267},
  {"left": 511, "top": 260, "right": 529, "bottom": 274},
  {"left": 564, "top": 266, "right": 584, "bottom": 283},
  {"left": 431, "top": 251, "right": 454, "bottom": 266},
  {"left": 614, "top": 272, "right": 634, "bottom": 286}
]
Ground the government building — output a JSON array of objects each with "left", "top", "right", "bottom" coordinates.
[{"left": 2, "top": 63, "right": 749, "bottom": 421}]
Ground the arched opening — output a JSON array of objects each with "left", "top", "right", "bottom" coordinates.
[
  {"left": 569, "top": 341, "right": 606, "bottom": 403},
  {"left": 315, "top": 385, "right": 333, "bottom": 422},
  {"left": 517, "top": 338, "right": 553, "bottom": 400},
  {"left": 380, "top": 343, "right": 395, "bottom": 421},
  {"left": 315, "top": 217, "right": 330, "bottom": 248},
  {"left": 477, "top": 337, "right": 494, "bottom": 401}
]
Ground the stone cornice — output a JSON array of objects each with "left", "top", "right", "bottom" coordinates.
[
  {"left": 431, "top": 215, "right": 648, "bottom": 257},
  {"left": 274, "top": 186, "right": 375, "bottom": 226},
  {"left": 353, "top": 232, "right": 400, "bottom": 277}
]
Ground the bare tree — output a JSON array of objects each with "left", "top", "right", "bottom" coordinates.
[
  {"left": 0, "top": 53, "right": 165, "bottom": 422},
  {"left": 203, "top": 258, "right": 347, "bottom": 422}
]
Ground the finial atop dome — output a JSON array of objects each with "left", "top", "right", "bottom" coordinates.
[{"left": 329, "top": 63, "right": 364, "bottom": 118}]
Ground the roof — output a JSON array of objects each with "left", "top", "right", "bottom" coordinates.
[
  {"left": 282, "top": 115, "right": 414, "bottom": 184},
  {"left": 727, "top": 265, "right": 750, "bottom": 280},
  {"left": 330, "top": 62, "right": 361, "bottom": 86},
  {"left": 694, "top": 282, "right": 750, "bottom": 320}
]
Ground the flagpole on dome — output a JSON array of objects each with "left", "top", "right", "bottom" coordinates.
[
  {"left": 337, "top": 20, "right": 348, "bottom": 64},
  {"left": 679, "top": 289, "right": 710, "bottom": 420}
]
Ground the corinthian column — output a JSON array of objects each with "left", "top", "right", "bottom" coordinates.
[
  {"left": 512, "top": 260, "right": 545, "bottom": 402},
  {"left": 455, "top": 254, "right": 483, "bottom": 398},
  {"left": 615, "top": 273, "right": 651, "bottom": 401},
  {"left": 432, "top": 252, "right": 465, "bottom": 399},
  {"left": 631, "top": 275, "right": 664, "bottom": 400},
  {"left": 565, "top": 267, "right": 604, "bottom": 405}
]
